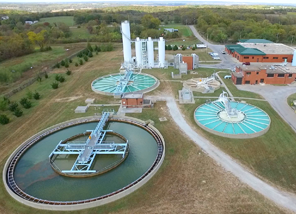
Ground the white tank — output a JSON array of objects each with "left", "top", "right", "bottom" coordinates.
[
  {"left": 135, "top": 37, "right": 142, "bottom": 68},
  {"left": 292, "top": 50, "right": 296, "bottom": 66},
  {"left": 121, "top": 20, "right": 131, "bottom": 65},
  {"left": 158, "top": 37, "right": 165, "bottom": 68},
  {"left": 147, "top": 37, "right": 154, "bottom": 68}
]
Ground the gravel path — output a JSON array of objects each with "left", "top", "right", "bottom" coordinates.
[{"left": 162, "top": 96, "right": 296, "bottom": 212}]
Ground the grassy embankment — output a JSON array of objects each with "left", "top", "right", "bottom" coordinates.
[{"left": 0, "top": 51, "right": 287, "bottom": 213}]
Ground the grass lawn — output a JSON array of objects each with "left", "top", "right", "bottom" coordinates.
[
  {"left": 39, "top": 16, "right": 74, "bottom": 26},
  {"left": 161, "top": 24, "right": 193, "bottom": 37},
  {"left": 287, "top": 93, "right": 296, "bottom": 106},
  {"left": 0, "top": 50, "right": 286, "bottom": 213},
  {"left": 70, "top": 27, "right": 91, "bottom": 39}
]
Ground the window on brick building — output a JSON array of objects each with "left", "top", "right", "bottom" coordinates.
[
  {"left": 283, "top": 57, "right": 288, "bottom": 60},
  {"left": 256, "top": 72, "right": 259, "bottom": 75},
  {"left": 246, "top": 72, "right": 251, "bottom": 75},
  {"left": 267, "top": 74, "right": 274, "bottom": 77},
  {"left": 278, "top": 74, "right": 285, "bottom": 77},
  {"left": 263, "top": 57, "right": 269, "bottom": 59},
  {"left": 273, "top": 57, "right": 278, "bottom": 59},
  {"left": 245, "top": 81, "right": 250, "bottom": 84},
  {"left": 288, "top": 74, "right": 292, "bottom": 78},
  {"left": 244, "top": 57, "right": 249, "bottom": 59}
]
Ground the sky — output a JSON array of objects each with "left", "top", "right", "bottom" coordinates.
[{"left": 0, "top": 0, "right": 295, "bottom": 4}]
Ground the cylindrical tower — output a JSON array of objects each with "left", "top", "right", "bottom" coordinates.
[
  {"left": 158, "top": 37, "right": 165, "bottom": 68},
  {"left": 121, "top": 20, "right": 132, "bottom": 65},
  {"left": 135, "top": 37, "right": 142, "bottom": 68},
  {"left": 147, "top": 37, "right": 154, "bottom": 68},
  {"left": 292, "top": 50, "right": 296, "bottom": 67}
]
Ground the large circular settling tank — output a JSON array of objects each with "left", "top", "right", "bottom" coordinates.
[
  {"left": 91, "top": 72, "right": 158, "bottom": 95},
  {"left": 194, "top": 93, "right": 270, "bottom": 138},
  {"left": 4, "top": 117, "right": 165, "bottom": 210}
]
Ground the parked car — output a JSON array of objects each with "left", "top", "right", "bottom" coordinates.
[
  {"left": 242, "top": 62, "right": 251, "bottom": 65},
  {"left": 224, "top": 75, "right": 232, "bottom": 79},
  {"left": 213, "top": 56, "right": 220, "bottom": 60},
  {"left": 221, "top": 51, "right": 226, "bottom": 54}
]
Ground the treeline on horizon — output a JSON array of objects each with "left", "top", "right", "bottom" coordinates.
[{"left": 1, "top": 6, "right": 296, "bottom": 63}]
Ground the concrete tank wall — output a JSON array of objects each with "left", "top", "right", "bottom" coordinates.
[
  {"left": 158, "top": 37, "right": 165, "bottom": 68},
  {"left": 121, "top": 20, "right": 132, "bottom": 65},
  {"left": 292, "top": 50, "right": 296, "bottom": 66},
  {"left": 147, "top": 37, "right": 154, "bottom": 68},
  {"left": 135, "top": 37, "right": 142, "bottom": 68}
]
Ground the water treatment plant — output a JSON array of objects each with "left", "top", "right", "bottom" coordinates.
[{"left": 194, "top": 92, "right": 270, "bottom": 138}]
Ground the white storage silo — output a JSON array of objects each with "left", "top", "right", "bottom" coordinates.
[
  {"left": 121, "top": 20, "right": 132, "bottom": 65},
  {"left": 135, "top": 37, "right": 142, "bottom": 68},
  {"left": 147, "top": 37, "right": 154, "bottom": 68},
  {"left": 158, "top": 37, "right": 165, "bottom": 68},
  {"left": 292, "top": 50, "right": 296, "bottom": 66}
]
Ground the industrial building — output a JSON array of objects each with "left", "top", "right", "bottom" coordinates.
[
  {"left": 225, "top": 39, "right": 295, "bottom": 63},
  {"left": 121, "top": 93, "right": 153, "bottom": 108},
  {"left": 174, "top": 54, "right": 199, "bottom": 70},
  {"left": 121, "top": 20, "right": 166, "bottom": 69},
  {"left": 232, "top": 65, "right": 296, "bottom": 85}
]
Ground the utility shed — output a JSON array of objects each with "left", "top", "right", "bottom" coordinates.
[
  {"left": 75, "top": 106, "right": 89, "bottom": 113},
  {"left": 122, "top": 93, "right": 144, "bottom": 108}
]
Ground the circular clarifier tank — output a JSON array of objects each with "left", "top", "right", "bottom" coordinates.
[
  {"left": 4, "top": 117, "right": 165, "bottom": 210},
  {"left": 194, "top": 101, "right": 270, "bottom": 138},
  {"left": 91, "top": 73, "right": 159, "bottom": 95}
]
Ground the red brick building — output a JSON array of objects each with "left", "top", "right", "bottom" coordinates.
[
  {"left": 182, "top": 56, "right": 193, "bottom": 70},
  {"left": 225, "top": 39, "right": 294, "bottom": 63},
  {"left": 232, "top": 65, "right": 296, "bottom": 85},
  {"left": 121, "top": 93, "right": 143, "bottom": 108}
]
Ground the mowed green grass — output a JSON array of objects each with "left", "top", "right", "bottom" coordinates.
[
  {"left": 39, "top": 16, "right": 74, "bottom": 26},
  {"left": 70, "top": 27, "right": 91, "bottom": 39},
  {"left": 162, "top": 24, "right": 193, "bottom": 37}
]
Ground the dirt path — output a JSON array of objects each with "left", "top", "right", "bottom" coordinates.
[{"left": 156, "top": 96, "right": 296, "bottom": 213}]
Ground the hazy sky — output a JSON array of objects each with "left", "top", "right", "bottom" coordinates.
[{"left": 0, "top": 0, "right": 295, "bottom": 3}]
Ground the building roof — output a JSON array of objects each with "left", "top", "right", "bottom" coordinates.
[
  {"left": 238, "top": 39, "right": 273, "bottom": 43},
  {"left": 122, "top": 93, "right": 143, "bottom": 99},
  {"left": 238, "top": 43, "right": 295, "bottom": 55},
  {"left": 235, "top": 47, "right": 266, "bottom": 56},
  {"left": 237, "top": 65, "right": 296, "bottom": 74}
]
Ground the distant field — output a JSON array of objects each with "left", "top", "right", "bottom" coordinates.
[
  {"left": 287, "top": 12, "right": 296, "bottom": 16},
  {"left": 39, "top": 16, "right": 74, "bottom": 26},
  {"left": 161, "top": 24, "right": 193, "bottom": 37},
  {"left": 70, "top": 27, "right": 91, "bottom": 39}
]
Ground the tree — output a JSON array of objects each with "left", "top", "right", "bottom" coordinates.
[
  {"left": 33, "top": 92, "right": 40, "bottom": 100},
  {"left": 27, "top": 30, "right": 48, "bottom": 50},
  {"left": 66, "top": 70, "right": 72, "bottom": 75},
  {"left": 173, "top": 45, "right": 178, "bottom": 51},
  {"left": 13, "top": 108, "right": 23, "bottom": 117},
  {"left": 141, "top": 14, "right": 161, "bottom": 29},
  {"left": 8, "top": 102, "right": 18, "bottom": 112},
  {"left": 167, "top": 45, "right": 172, "bottom": 50},
  {"left": 51, "top": 82, "right": 59, "bottom": 89},
  {"left": 0, "top": 114, "right": 9, "bottom": 125}
]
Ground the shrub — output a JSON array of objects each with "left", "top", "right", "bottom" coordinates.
[
  {"left": 37, "top": 76, "right": 42, "bottom": 82},
  {"left": 88, "top": 51, "right": 93, "bottom": 57},
  {"left": 0, "top": 98, "right": 9, "bottom": 111},
  {"left": 8, "top": 102, "right": 18, "bottom": 112},
  {"left": 173, "top": 45, "right": 178, "bottom": 51},
  {"left": 45, "top": 73, "right": 49, "bottom": 78},
  {"left": 55, "top": 74, "right": 61, "bottom": 81},
  {"left": 182, "top": 46, "right": 186, "bottom": 51},
  {"left": 192, "top": 46, "right": 196, "bottom": 50},
  {"left": 87, "top": 43, "right": 93, "bottom": 52},
  {"left": 79, "top": 59, "right": 83, "bottom": 65},
  {"left": 56, "top": 62, "right": 60, "bottom": 68},
  {"left": 69, "top": 59, "right": 73, "bottom": 63},
  {"left": 0, "top": 114, "right": 9, "bottom": 125},
  {"left": 26, "top": 90, "right": 33, "bottom": 99},
  {"left": 61, "top": 60, "right": 65, "bottom": 66},
  {"left": 20, "top": 98, "right": 28, "bottom": 106},
  {"left": 75, "top": 62, "right": 79, "bottom": 67},
  {"left": 167, "top": 45, "right": 172, "bottom": 50},
  {"left": 51, "top": 82, "right": 59, "bottom": 89},
  {"left": 65, "top": 61, "right": 69, "bottom": 68},
  {"left": 33, "top": 92, "right": 40, "bottom": 100},
  {"left": 77, "top": 52, "right": 83, "bottom": 58},
  {"left": 66, "top": 70, "right": 72, "bottom": 75},
  {"left": 84, "top": 55, "right": 89, "bottom": 62},
  {"left": 13, "top": 108, "right": 23, "bottom": 117},
  {"left": 96, "top": 51, "right": 98, "bottom": 55},
  {"left": 23, "top": 101, "right": 32, "bottom": 109},
  {"left": 59, "top": 76, "right": 65, "bottom": 83}
]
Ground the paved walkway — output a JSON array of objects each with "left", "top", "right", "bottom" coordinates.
[
  {"left": 152, "top": 95, "right": 296, "bottom": 212},
  {"left": 237, "top": 85, "right": 296, "bottom": 132}
]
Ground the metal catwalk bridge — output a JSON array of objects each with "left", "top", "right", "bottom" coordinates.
[{"left": 49, "top": 112, "right": 128, "bottom": 174}]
